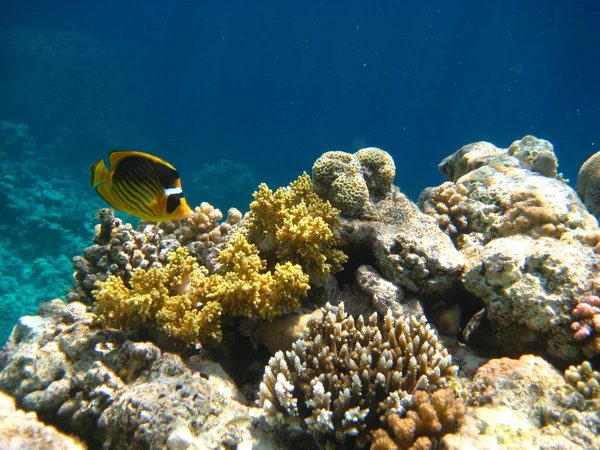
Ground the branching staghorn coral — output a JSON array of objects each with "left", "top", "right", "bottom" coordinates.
[
  {"left": 244, "top": 172, "right": 347, "bottom": 278},
  {"left": 93, "top": 235, "right": 310, "bottom": 346},
  {"left": 257, "top": 303, "right": 460, "bottom": 448}
]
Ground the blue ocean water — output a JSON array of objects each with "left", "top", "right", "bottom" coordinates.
[{"left": 0, "top": 0, "right": 599, "bottom": 343}]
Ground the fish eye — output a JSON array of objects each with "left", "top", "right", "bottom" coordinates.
[{"left": 166, "top": 193, "right": 183, "bottom": 214}]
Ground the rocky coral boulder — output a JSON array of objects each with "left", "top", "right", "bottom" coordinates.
[
  {"left": 0, "top": 391, "right": 85, "bottom": 450},
  {"left": 462, "top": 236, "right": 598, "bottom": 360},
  {"left": 339, "top": 185, "right": 464, "bottom": 295},
  {"left": 455, "top": 355, "right": 600, "bottom": 449},
  {"left": 419, "top": 136, "right": 600, "bottom": 362},
  {"left": 0, "top": 299, "right": 277, "bottom": 449},
  {"left": 577, "top": 150, "right": 600, "bottom": 220}
]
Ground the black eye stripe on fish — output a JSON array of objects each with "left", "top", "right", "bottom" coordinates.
[{"left": 166, "top": 192, "right": 183, "bottom": 214}]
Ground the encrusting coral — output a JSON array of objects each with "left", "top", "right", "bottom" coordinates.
[
  {"left": 257, "top": 303, "right": 460, "bottom": 448},
  {"left": 93, "top": 235, "right": 310, "bottom": 345},
  {"left": 244, "top": 172, "right": 347, "bottom": 278},
  {"left": 418, "top": 181, "right": 471, "bottom": 237}
]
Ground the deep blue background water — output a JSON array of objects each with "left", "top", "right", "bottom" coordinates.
[
  {"left": 3, "top": 0, "right": 599, "bottom": 199},
  {"left": 0, "top": 1, "right": 599, "bottom": 343}
]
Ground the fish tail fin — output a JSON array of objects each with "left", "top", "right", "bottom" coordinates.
[{"left": 91, "top": 158, "right": 109, "bottom": 187}]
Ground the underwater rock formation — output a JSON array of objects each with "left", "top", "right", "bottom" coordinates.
[
  {"left": 3, "top": 135, "right": 600, "bottom": 449},
  {"left": 338, "top": 184, "right": 464, "bottom": 296},
  {"left": 0, "top": 391, "right": 85, "bottom": 450},
  {"left": 461, "top": 354, "right": 600, "bottom": 449},
  {"left": 0, "top": 300, "right": 272, "bottom": 449},
  {"left": 419, "top": 136, "right": 600, "bottom": 361}
]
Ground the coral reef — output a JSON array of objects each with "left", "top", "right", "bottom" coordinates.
[
  {"left": 312, "top": 147, "right": 395, "bottom": 217},
  {"left": 67, "top": 208, "right": 180, "bottom": 304},
  {"left": 257, "top": 303, "right": 459, "bottom": 448},
  {"left": 155, "top": 202, "right": 242, "bottom": 247},
  {"left": 245, "top": 172, "right": 348, "bottom": 278},
  {"left": 370, "top": 388, "right": 465, "bottom": 450},
  {"left": 68, "top": 201, "right": 240, "bottom": 305},
  {"left": 5, "top": 134, "right": 600, "bottom": 449},
  {"left": 0, "top": 300, "right": 274, "bottom": 449},
  {"left": 418, "top": 181, "right": 471, "bottom": 237},
  {"left": 0, "top": 391, "right": 85, "bottom": 450},
  {"left": 338, "top": 184, "right": 464, "bottom": 295},
  {"left": 577, "top": 150, "right": 600, "bottom": 219},
  {"left": 462, "top": 235, "right": 598, "bottom": 360}
]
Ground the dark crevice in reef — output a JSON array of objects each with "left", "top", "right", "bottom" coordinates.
[{"left": 335, "top": 243, "right": 379, "bottom": 288}]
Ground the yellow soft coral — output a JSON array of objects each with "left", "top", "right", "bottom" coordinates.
[
  {"left": 93, "top": 238, "right": 310, "bottom": 345},
  {"left": 246, "top": 172, "right": 347, "bottom": 277},
  {"left": 204, "top": 234, "right": 310, "bottom": 321},
  {"left": 94, "top": 247, "right": 222, "bottom": 345}
]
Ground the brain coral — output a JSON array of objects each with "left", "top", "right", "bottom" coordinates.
[
  {"left": 312, "top": 147, "right": 396, "bottom": 217},
  {"left": 257, "top": 303, "right": 459, "bottom": 448}
]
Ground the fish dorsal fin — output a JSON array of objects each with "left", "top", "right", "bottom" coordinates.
[{"left": 108, "top": 150, "right": 177, "bottom": 171}]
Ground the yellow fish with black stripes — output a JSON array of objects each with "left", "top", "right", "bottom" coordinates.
[{"left": 91, "top": 150, "right": 193, "bottom": 222}]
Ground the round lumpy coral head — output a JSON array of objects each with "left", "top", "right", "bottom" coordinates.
[
  {"left": 311, "top": 147, "right": 396, "bottom": 218},
  {"left": 577, "top": 150, "right": 600, "bottom": 219},
  {"left": 355, "top": 146, "right": 396, "bottom": 196}
]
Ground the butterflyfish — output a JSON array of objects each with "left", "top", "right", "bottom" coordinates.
[{"left": 91, "top": 150, "right": 193, "bottom": 222}]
